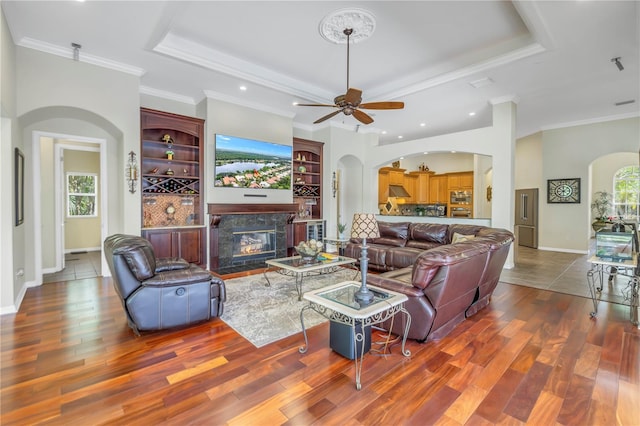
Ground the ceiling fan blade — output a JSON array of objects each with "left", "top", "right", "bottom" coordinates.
[
  {"left": 297, "top": 103, "right": 339, "bottom": 107},
  {"left": 352, "top": 109, "right": 374, "bottom": 125},
  {"left": 314, "top": 110, "right": 342, "bottom": 124},
  {"left": 344, "top": 88, "right": 363, "bottom": 105},
  {"left": 359, "top": 101, "right": 405, "bottom": 110}
]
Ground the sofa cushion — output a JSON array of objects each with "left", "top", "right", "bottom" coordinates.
[
  {"left": 447, "top": 224, "right": 484, "bottom": 244},
  {"left": 451, "top": 232, "right": 476, "bottom": 244},
  {"left": 408, "top": 223, "right": 449, "bottom": 246},
  {"left": 369, "top": 221, "right": 410, "bottom": 247},
  {"left": 386, "top": 247, "right": 424, "bottom": 269}
]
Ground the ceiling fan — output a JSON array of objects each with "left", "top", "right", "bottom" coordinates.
[{"left": 298, "top": 28, "right": 404, "bottom": 125}]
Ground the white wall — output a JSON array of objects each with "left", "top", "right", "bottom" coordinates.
[
  {"left": 1, "top": 9, "right": 19, "bottom": 313},
  {"left": 540, "top": 117, "right": 640, "bottom": 252}
]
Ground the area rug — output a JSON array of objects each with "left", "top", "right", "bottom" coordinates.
[{"left": 221, "top": 268, "right": 357, "bottom": 347}]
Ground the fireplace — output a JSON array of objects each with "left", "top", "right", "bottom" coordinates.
[
  {"left": 208, "top": 203, "right": 298, "bottom": 274},
  {"left": 232, "top": 226, "right": 276, "bottom": 262}
]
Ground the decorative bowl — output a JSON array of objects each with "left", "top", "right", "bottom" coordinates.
[{"left": 295, "top": 239, "right": 323, "bottom": 262}]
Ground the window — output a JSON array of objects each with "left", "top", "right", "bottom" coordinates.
[
  {"left": 67, "top": 173, "right": 98, "bottom": 217},
  {"left": 613, "top": 165, "right": 639, "bottom": 220}
]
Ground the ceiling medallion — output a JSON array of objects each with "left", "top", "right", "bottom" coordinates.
[{"left": 319, "top": 8, "right": 376, "bottom": 44}]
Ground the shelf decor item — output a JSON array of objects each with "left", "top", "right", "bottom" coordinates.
[
  {"left": 350, "top": 213, "right": 380, "bottom": 305},
  {"left": 165, "top": 149, "right": 174, "bottom": 160}
]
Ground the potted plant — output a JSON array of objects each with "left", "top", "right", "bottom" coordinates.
[
  {"left": 165, "top": 149, "right": 174, "bottom": 160},
  {"left": 337, "top": 222, "right": 347, "bottom": 239},
  {"left": 591, "top": 190, "right": 612, "bottom": 231}
]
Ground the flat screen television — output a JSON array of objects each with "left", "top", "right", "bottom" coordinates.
[{"left": 214, "top": 134, "right": 292, "bottom": 190}]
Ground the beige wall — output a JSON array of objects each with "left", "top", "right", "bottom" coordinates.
[{"left": 63, "top": 149, "right": 101, "bottom": 251}]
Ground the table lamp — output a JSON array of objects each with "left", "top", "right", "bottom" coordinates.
[{"left": 350, "top": 213, "right": 380, "bottom": 305}]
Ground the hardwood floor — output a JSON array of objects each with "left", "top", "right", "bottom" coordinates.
[{"left": 2, "top": 268, "right": 639, "bottom": 424}]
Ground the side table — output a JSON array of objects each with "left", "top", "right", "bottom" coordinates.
[
  {"left": 323, "top": 237, "right": 351, "bottom": 256},
  {"left": 299, "top": 281, "right": 411, "bottom": 390},
  {"left": 586, "top": 255, "right": 639, "bottom": 326}
]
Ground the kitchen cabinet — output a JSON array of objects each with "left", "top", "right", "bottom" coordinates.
[
  {"left": 293, "top": 138, "right": 323, "bottom": 219},
  {"left": 408, "top": 171, "right": 433, "bottom": 204},
  {"left": 429, "top": 175, "right": 448, "bottom": 203},
  {"left": 140, "top": 108, "right": 206, "bottom": 268},
  {"left": 403, "top": 174, "right": 418, "bottom": 203},
  {"left": 378, "top": 167, "right": 407, "bottom": 204},
  {"left": 448, "top": 171, "right": 473, "bottom": 189}
]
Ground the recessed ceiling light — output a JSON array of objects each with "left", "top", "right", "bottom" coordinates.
[
  {"left": 451, "top": 150, "right": 456, "bottom": 153},
  {"left": 420, "top": 123, "right": 426, "bottom": 127},
  {"left": 400, "top": 157, "right": 404, "bottom": 160},
  {"left": 468, "top": 112, "right": 476, "bottom": 116},
  {"left": 239, "top": 85, "right": 247, "bottom": 91},
  {"left": 292, "top": 101, "right": 299, "bottom": 106},
  {"left": 398, "top": 136, "right": 403, "bottom": 139},
  {"left": 423, "top": 152, "right": 428, "bottom": 155},
  {"left": 382, "top": 130, "right": 387, "bottom": 134}
]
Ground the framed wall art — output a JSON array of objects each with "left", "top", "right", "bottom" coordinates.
[
  {"left": 547, "top": 178, "right": 580, "bottom": 204},
  {"left": 15, "top": 148, "right": 24, "bottom": 226}
]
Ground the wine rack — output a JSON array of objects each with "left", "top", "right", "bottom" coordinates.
[{"left": 142, "top": 175, "right": 199, "bottom": 194}]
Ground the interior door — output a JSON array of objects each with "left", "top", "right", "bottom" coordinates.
[{"left": 515, "top": 188, "right": 538, "bottom": 248}]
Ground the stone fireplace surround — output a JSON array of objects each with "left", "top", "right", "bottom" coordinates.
[{"left": 208, "top": 203, "right": 298, "bottom": 273}]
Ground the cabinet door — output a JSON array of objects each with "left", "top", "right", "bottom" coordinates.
[
  {"left": 448, "top": 174, "right": 460, "bottom": 190},
  {"left": 414, "top": 173, "right": 430, "bottom": 203},
  {"left": 461, "top": 172, "right": 473, "bottom": 188},
  {"left": 143, "top": 229, "right": 175, "bottom": 259},
  {"left": 389, "top": 170, "right": 404, "bottom": 185},
  {"left": 438, "top": 177, "right": 448, "bottom": 204},
  {"left": 175, "top": 228, "right": 204, "bottom": 266},
  {"left": 293, "top": 222, "right": 307, "bottom": 245},
  {"left": 404, "top": 175, "right": 417, "bottom": 203},
  {"left": 378, "top": 171, "right": 390, "bottom": 204}
]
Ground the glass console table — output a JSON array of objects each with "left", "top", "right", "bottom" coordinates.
[
  {"left": 264, "top": 255, "right": 358, "bottom": 300},
  {"left": 299, "top": 281, "right": 412, "bottom": 390},
  {"left": 586, "top": 255, "right": 639, "bottom": 326}
]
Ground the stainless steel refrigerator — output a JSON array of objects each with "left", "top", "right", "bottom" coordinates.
[{"left": 515, "top": 188, "right": 538, "bottom": 248}]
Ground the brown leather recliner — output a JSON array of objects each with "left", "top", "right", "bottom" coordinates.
[{"left": 104, "top": 234, "right": 226, "bottom": 334}]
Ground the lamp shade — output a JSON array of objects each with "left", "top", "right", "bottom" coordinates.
[{"left": 350, "top": 213, "right": 380, "bottom": 239}]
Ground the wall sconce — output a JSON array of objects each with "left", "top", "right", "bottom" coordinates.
[
  {"left": 126, "top": 151, "right": 138, "bottom": 193},
  {"left": 332, "top": 171, "right": 338, "bottom": 198}
]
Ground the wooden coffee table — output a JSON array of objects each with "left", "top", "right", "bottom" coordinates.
[{"left": 264, "top": 254, "right": 358, "bottom": 300}]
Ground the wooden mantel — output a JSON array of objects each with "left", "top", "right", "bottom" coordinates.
[{"left": 207, "top": 203, "right": 298, "bottom": 215}]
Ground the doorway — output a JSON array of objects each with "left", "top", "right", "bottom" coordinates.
[{"left": 33, "top": 132, "right": 108, "bottom": 285}]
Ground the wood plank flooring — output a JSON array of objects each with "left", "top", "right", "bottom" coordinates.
[{"left": 2, "top": 262, "right": 639, "bottom": 424}]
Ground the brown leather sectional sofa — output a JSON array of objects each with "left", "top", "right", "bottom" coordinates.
[{"left": 344, "top": 221, "right": 514, "bottom": 342}]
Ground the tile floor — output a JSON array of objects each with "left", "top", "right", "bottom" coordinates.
[{"left": 42, "top": 251, "right": 102, "bottom": 283}]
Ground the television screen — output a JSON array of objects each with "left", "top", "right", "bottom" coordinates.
[{"left": 214, "top": 134, "right": 292, "bottom": 190}]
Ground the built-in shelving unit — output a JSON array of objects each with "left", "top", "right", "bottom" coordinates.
[
  {"left": 292, "top": 138, "right": 323, "bottom": 219},
  {"left": 140, "top": 108, "right": 206, "bottom": 267}
]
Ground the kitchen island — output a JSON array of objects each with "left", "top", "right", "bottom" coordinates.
[{"left": 376, "top": 215, "right": 491, "bottom": 227}]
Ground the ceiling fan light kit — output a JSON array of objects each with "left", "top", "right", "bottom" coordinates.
[{"left": 299, "top": 8, "right": 404, "bottom": 125}]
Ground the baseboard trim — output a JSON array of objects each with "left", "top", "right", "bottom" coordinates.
[
  {"left": 64, "top": 247, "right": 101, "bottom": 254},
  {"left": 1, "top": 279, "right": 39, "bottom": 315},
  {"left": 537, "top": 246, "right": 588, "bottom": 255}
]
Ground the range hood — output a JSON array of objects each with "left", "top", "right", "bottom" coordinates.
[{"left": 388, "top": 185, "right": 411, "bottom": 198}]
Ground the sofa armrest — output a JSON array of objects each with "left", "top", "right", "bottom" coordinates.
[
  {"left": 142, "top": 265, "right": 212, "bottom": 288},
  {"left": 367, "top": 275, "right": 424, "bottom": 298},
  {"left": 155, "top": 257, "right": 189, "bottom": 272}
]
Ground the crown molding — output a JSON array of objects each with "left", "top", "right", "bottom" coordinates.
[
  {"left": 204, "top": 90, "right": 295, "bottom": 119},
  {"left": 18, "top": 37, "right": 145, "bottom": 76},
  {"left": 370, "top": 42, "right": 546, "bottom": 100},
  {"left": 139, "top": 86, "right": 196, "bottom": 105},
  {"left": 541, "top": 111, "right": 640, "bottom": 132},
  {"left": 490, "top": 95, "right": 520, "bottom": 105},
  {"left": 154, "top": 32, "right": 332, "bottom": 104}
]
